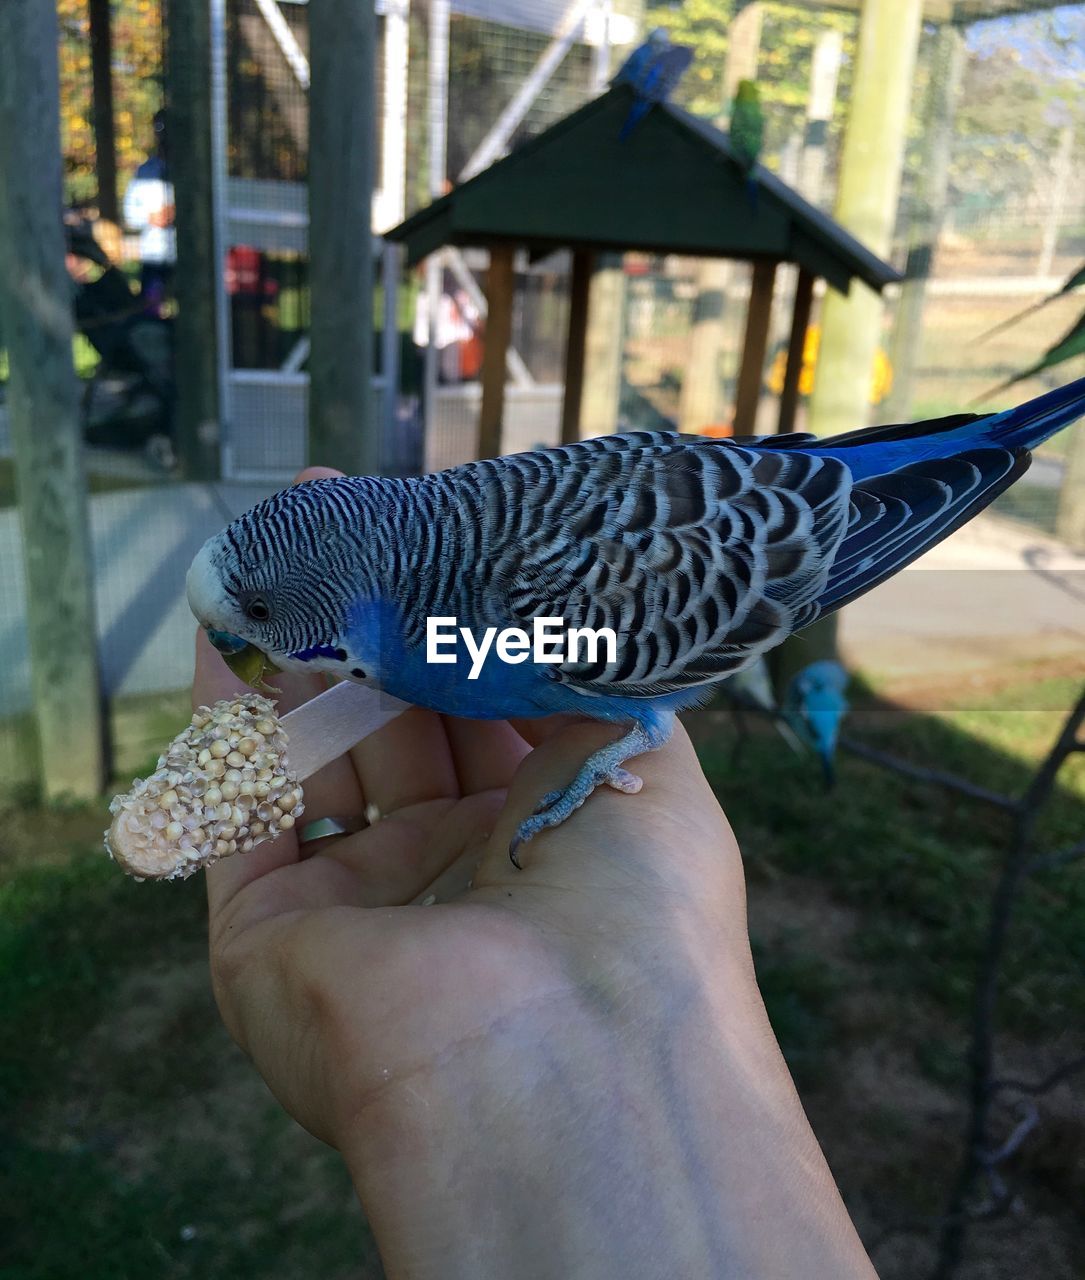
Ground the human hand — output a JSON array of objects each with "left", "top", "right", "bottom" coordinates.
[{"left": 198, "top": 469, "right": 874, "bottom": 1280}]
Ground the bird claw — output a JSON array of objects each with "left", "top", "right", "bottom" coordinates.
[
  {"left": 532, "top": 789, "right": 564, "bottom": 816},
  {"left": 508, "top": 765, "right": 646, "bottom": 866}
]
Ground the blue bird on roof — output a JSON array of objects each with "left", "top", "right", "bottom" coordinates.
[{"left": 612, "top": 28, "right": 694, "bottom": 140}]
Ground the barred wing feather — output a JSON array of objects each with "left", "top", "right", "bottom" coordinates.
[
  {"left": 476, "top": 435, "right": 1029, "bottom": 702},
  {"left": 486, "top": 435, "right": 852, "bottom": 697}
]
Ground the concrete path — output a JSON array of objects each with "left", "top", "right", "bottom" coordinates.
[
  {"left": 0, "top": 481, "right": 277, "bottom": 717},
  {"left": 842, "top": 516, "right": 1085, "bottom": 684}
]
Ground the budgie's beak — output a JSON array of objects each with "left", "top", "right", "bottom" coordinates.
[{"left": 206, "top": 629, "right": 281, "bottom": 693}]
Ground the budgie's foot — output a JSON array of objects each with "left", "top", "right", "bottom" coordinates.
[
  {"left": 529, "top": 768, "right": 641, "bottom": 817},
  {"left": 509, "top": 722, "right": 664, "bottom": 867}
]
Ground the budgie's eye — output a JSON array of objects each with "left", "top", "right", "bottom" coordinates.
[{"left": 244, "top": 595, "right": 271, "bottom": 623}]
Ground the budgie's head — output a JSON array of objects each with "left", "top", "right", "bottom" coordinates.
[
  {"left": 784, "top": 660, "right": 849, "bottom": 787},
  {"left": 734, "top": 79, "right": 760, "bottom": 106},
  {"left": 187, "top": 480, "right": 368, "bottom": 690}
]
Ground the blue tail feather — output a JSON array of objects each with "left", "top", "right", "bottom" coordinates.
[
  {"left": 793, "top": 376, "right": 1085, "bottom": 482},
  {"left": 620, "top": 98, "right": 652, "bottom": 141},
  {"left": 981, "top": 374, "right": 1085, "bottom": 451}
]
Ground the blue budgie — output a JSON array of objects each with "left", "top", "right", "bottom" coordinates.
[
  {"left": 784, "top": 659, "right": 850, "bottom": 785},
  {"left": 612, "top": 28, "right": 694, "bottom": 140},
  {"left": 187, "top": 377, "right": 1085, "bottom": 864}
]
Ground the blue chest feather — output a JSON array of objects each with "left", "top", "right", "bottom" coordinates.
[
  {"left": 344, "top": 597, "right": 556, "bottom": 720},
  {"left": 343, "top": 597, "right": 692, "bottom": 727}
]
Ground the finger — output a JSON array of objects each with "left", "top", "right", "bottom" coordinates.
[
  {"left": 443, "top": 717, "right": 531, "bottom": 794},
  {"left": 293, "top": 465, "right": 344, "bottom": 482},
  {"left": 508, "top": 714, "right": 584, "bottom": 747},
  {"left": 303, "top": 789, "right": 503, "bottom": 907},
  {"left": 347, "top": 705, "right": 460, "bottom": 816},
  {"left": 476, "top": 718, "right": 740, "bottom": 891}
]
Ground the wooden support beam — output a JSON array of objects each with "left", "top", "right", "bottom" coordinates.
[
  {"left": 733, "top": 260, "right": 777, "bottom": 435},
  {"left": 88, "top": 0, "right": 119, "bottom": 223},
  {"left": 560, "top": 249, "right": 593, "bottom": 444},
  {"left": 679, "top": 1, "right": 761, "bottom": 433},
  {"left": 478, "top": 245, "right": 515, "bottom": 459},
  {"left": 806, "top": 0, "right": 923, "bottom": 438},
  {"left": 581, "top": 254, "right": 625, "bottom": 437},
  {"left": 777, "top": 268, "right": 815, "bottom": 434},
  {"left": 883, "top": 24, "right": 964, "bottom": 422},
  {"left": 166, "top": 0, "right": 222, "bottom": 479},
  {"left": 0, "top": 0, "right": 105, "bottom": 800},
  {"left": 1056, "top": 426, "right": 1085, "bottom": 550},
  {"left": 308, "top": 0, "right": 378, "bottom": 474}
]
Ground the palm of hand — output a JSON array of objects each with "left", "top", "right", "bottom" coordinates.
[{"left": 196, "top": 630, "right": 742, "bottom": 1151}]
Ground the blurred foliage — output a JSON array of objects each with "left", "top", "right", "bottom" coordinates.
[
  {"left": 227, "top": 0, "right": 309, "bottom": 182},
  {"left": 941, "top": 42, "right": 1085, "bottom": 209},
  {"left": 646, "top": 0, "right": 856, "bottom": 148},
  {"left": 58, "top": 0, "right": 164, "bottom": 208}
]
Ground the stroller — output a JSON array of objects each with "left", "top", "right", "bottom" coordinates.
[{"left": 65, "top": 216, "right": 177, "bottom": 470}]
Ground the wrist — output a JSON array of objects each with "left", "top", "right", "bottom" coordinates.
[{"left": 336, "top": 928, "right": 871, "bottom": 1279}]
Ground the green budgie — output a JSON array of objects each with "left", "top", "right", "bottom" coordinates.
[{"left": 730, "top": 78, "right": 763, "bottom": 209}]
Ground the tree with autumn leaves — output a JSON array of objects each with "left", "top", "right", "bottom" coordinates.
[{"left": 58, "top": 0, "right": 164, "bottom": 208}]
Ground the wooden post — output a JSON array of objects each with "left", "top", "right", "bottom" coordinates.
[
  {"left": 423, "top": 0, "right": 450, "bottom": 471},
  {"left": 775, "top": 0, "right": 923, "bottom": 693},
  {"left": 581, "top": 254, "right": 625, "bottom": 437},
  {"left": 733, "top": 260, "right": 777, "bottom": 434},
  {"left": 0, "top": 0, "right": 105, "bottom": 800},
  {"left": 778, "top": 268, "right": 815, "bottom": 434},
  {"left": 478, "top": 245, "right": 515, "bottom": 459},
  {"left": 308, "top": 0, "right": 378, "bottom": 474},
  {"left": 806, "top": 0, "right": 923, "bottom": 439},
  {"left": 89, "top": 0, "right": 119, "bottom": 224},
  {"left": 678, "top": 1, "right": 762, "bottom": 434},
  {"left": 560, "top": 249, "right": 593, "bottom": 444},
  {"left": 883, "top": 24, "right": 964, "bottom": 423},
  {"left": 1037, "top": 124, "right": 1073, "bottom": 280},
  {"left": 1056, "top": 428, "right": 1085, "bottom": 550},
  {"left": 166, "top": 0, "right": 222, "bottom": 479}
]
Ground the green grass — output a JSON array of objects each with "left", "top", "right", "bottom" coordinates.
[
  {"left": 751, "top": 935, "right": 841, "bottom": 1085},
  {"left": 0, "top": 825, "right": 379, "bottom": 1279},
  {"left": 698, "top": 672, "right": 1085, "bottom": 1035}
]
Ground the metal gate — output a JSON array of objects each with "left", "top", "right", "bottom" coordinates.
[{"left": 210, "top": 0, "right": 404, "bottom": 480}]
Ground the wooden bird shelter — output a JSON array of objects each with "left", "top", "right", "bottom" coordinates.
[{"left": 388, "top": 82, "right": 900, "bottom": 459}]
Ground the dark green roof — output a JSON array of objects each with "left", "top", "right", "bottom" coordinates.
[{"left": 388, "top": 85, "right": 900, "bottom": 296}]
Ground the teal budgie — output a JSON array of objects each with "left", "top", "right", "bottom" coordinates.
[
  {"left": 187, "top": 378, "right": 1085, "bottom": 864},
  {"left": 730, "top": 78, "right": 764, "bottom": 208},
  {"left": 784, "top": 659, "right": 850, "bottom": 785}
]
